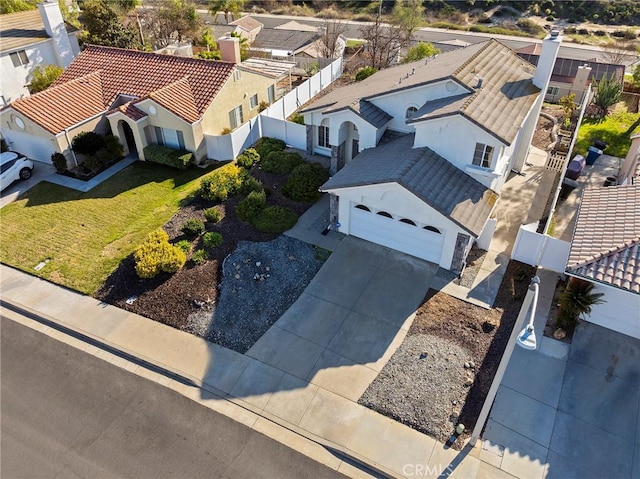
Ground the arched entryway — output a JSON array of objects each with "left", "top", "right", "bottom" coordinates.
[
  {"left": 118, "top": 120, "right": 138, "bottom": 157},
  {"left": 337, "top": 121, "right": 360, "bottom": 169}
]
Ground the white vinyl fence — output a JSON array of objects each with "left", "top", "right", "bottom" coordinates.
[
  {"left": 511, "top": 222, "right": 571, "bottom": 273},
  {"left": 205, "top": 57, "right": 343, "bottom": 161}
]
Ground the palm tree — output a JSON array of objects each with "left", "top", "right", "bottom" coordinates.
[
  {"left": 208, "top": 0, "right": 244, "bottom": 24},
  {"left": 556, "top": 278, "right": 605, "bottom": 332}
]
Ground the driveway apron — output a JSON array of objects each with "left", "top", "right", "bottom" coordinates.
[{"left": 246, "top": 236, "right": 438, "bottom": 401}]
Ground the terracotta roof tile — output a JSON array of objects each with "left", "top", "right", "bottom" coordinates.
[
  {"left": 149, "top": 76, "right": 199, "bottom": 123},
  {"left": 567, "top": 185, "right": 640, "bottom": 293},
  {"left": 107, "top": 101, "right": 147, "bottom": 121},
  {"left": 10, "top": 71, "right": 105, "bottom": 134}
]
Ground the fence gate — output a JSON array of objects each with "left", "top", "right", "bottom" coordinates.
[{"left": 511, "top": 222, "right": 571, "bottom": 273}]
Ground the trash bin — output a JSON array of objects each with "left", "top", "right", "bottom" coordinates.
[
  {"left": 603, "top": 176, "right": 618, "bottom": 187},
  {"left": 593, "top": 140, "right": 607, "bottom": 151},
  {"left": 566, "top": 154, "right": 585, "bottom": 180},
  {"left": 586, "top": 146, "right": 603, "bottom": 165},
  {"left": 559, "top": 177, "right": 579, "bottom": 200}
]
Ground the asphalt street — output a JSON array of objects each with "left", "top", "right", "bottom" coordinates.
[{"left": 0, "top": 316, "right": 345, "bottom": 479}]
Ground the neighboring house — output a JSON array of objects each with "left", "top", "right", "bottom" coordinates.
[
  {"left": 300, "top": 34, "right": 563, "bottom": 274},
  {"left": 517, "top": 45, "right": 625, "bottom": 103},
  {"left": 274, "top": 20, "right": 319, "bottom": 33},
  {"left": 0, "top": 43, "right": 282, "bottom": 166},
  {"left": 228, "top": 15, "right": 263, "bottom": 43},
  {"left": 565, "top": 185, "right": 640, "bottom": 339},
  {"left": 0, "top": 1, "right": 80, "bottom": 104},
  {"left": 250, "top": 28, "right": 325, "bottom": 69}
]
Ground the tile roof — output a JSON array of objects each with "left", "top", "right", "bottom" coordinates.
[
  {"left": 0, "top": 8, "right": 78, "bottom": 52},
  {"left": 252, "top": 29, "right": 319, "bottom": 53},
  {"left": 321, "top": 134, "right": 498, "bottom": 236},
  {"left": 229, "top": 15, "right": 263, "bottom": 31},
  {"left": 10, "top": 71, "right": 105, "bottom": 134},
  {"left": 567, "top": 185, "right": 640, "bottom": 294},
  {"left": 107, "top": 101, "right": 148, "bottom": 121},
  {"left": 359, "top": 101, "right": 392, "bottom": 128},
  {"left": 8, "top": 45, "right": 236, "bottom": 133},
  {"left": 302, "top": 40, "right": 539, "bottom": 145}
]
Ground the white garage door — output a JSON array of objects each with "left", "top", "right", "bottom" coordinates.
[
  {"left": 3, "top": 130, "right": 54, "bottom": 163},
  {"left": 350, "top": 204, "right": 444, "bottom": 264}
]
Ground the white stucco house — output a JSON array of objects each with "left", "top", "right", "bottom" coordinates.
[
  {"left": 0, "top": 1, "right": 80, "bottom": 104},
  {"left": 300, "top": 34, "right": 563, "bottom": 274},
  {"left": 565, "top": 184, "right": 640, "bottom": 339}
]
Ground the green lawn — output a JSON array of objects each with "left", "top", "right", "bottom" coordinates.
[
  {"left": 575, "top": 110, "right": 640, "bottom": 158},
  {"left": 0, "top": 162, "right": 216, "bottom": 295}
]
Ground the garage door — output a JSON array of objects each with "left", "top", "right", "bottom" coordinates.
[
  {"left": 2, "top": 130, "right": 54, "bottom": 163},
  {"left": 350, "top": 204, "right": 444, "bottom": 264}
]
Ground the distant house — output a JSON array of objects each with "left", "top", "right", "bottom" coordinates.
[
  {"left": 229, "top": 15, "right": 263, "bottom": 43},
  {"left": 565, "top": 184, "right": 640, "bottom": 339},
  {"left": 299, "top": 34, "right": 562, "bottom": 273},
  {"left": 0, "top": 0, "right": 80, "bottom": 104},
  {"left": 0, "top": 43, "right": 284, "bottom": 166},
  {"left": 517, "top": 44, "right": 624, "bottom": 103},
  {"left": 250, "top": 28, "right": 331, "bottom": 70}
]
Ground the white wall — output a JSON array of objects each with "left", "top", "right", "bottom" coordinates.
[
  {"left": 584, "top": 283, "right": 640, "bottom": 339},
  {"left": 327, "top": 182, "right": 470, "bottom": 270},
  {"left": 324, "top": 109, "right": 378, "bottom": 151}
]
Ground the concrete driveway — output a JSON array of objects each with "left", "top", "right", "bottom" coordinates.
[
  {"left": 246, "top": 236, "right": 438, "bottom": 401},
  {"left": 1, "top": 161, "right": 56, "bottom": 209}
]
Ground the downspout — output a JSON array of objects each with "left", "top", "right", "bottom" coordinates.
[{"left": 63, "top": 129, "right": 78, "bottom": 167}]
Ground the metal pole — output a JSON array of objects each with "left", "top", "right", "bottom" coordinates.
[{"left": 469, "top": 276, "right": 541, "bottom": 446}]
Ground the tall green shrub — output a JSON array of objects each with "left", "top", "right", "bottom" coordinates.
[
  {"left": 594, "top": 74, "right": 623, "bottom": 115},
  {"left": 72, "top": 131, "right": 105, "bottom": 155},
  {"left": 236, "top": 190, "right": 266, "bottom": 221}
]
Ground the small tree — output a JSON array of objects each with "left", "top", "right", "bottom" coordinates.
[
  {"left": 556, "top": 278, "right": 605, "bottom": 332},
  {"left": 401, "top": 42, "right": 440, "bottom": 64},
  {"left": 318, "top": 19, "right": 347, "bottom": 59},
  {"left": 72, "top": 132, "right": 105, "bottom": 156},
  {"left": 593, "top": 73, "right": 623, "bottom": 115},
  {"left": 558, "top": 93, "right": 577, "bottom": 127},
  {"left": 230, "top": 31, "right": 249, "bottom": 61},
  {"left": 208, "top": 0, "right": 243, "bottom": 24},
  {"left": 29, "top": 65, "right": 64, "bottom": 93}
]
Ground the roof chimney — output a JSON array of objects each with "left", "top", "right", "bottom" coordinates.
[
  {"left": 37, "top": 1, "right": 74, "bottom": 67},
  {"left": 532, "top": 30, "right": 562, "bottom": 90},
  {"left": 218, "top": 35, "right": 241, "bottom": 64}
]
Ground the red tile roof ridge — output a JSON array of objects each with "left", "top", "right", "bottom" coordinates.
[
  {"left": 571, "top": 238, "right": 640, "bottom": 270},
  {"left": 147, "top": 76, "right": 200, "bottom": 123}
]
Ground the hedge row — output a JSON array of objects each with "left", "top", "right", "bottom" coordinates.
[{"left": 143, "top": 145, "right": 193, "bottom": 170}]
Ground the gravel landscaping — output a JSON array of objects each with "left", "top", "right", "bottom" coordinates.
[{"left": 185, "top": 235, "right": 328, "bottom": 353}]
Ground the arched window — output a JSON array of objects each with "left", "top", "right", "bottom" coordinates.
[
  {"left": 423, "top": 225, "right": 441, "bottom": 234},
  {"left": 377, "top": 211, "right": 393, "bottom": 218},
  {"left": 405, "top": 106, "right": 418, "bottom": 119},
  {"left": 355, "top": 204, "right": 371, "bottom": 212},
  {"left": 400, "top": 218, "right": 416, "bottom": 226}
]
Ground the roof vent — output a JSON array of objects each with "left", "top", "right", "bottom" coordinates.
[{"left": 474, "top": 75, "right": 483, "bottom": 89}]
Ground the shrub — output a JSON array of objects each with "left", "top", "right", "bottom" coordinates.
[
  {"left": 104, "top": 135, "right": 124, "bottom": 159},
  {"left": 198, "top": 163, "right": 243, "bottom": 202},
  {"left": 564, "top": 26, "right": 577, "bottom": 34},
  {"left": 251, "top": 206, "right": 298, "bottom": 233},
  {"left": 51, "top": 152, "right": 68, "bottom": 173},
  {"left": 181, "top": 218, "right": 205, "bottom": 238},
  {"left": 221, "top": 127, "right": 233, "bottom": 134},
  {"left": 203, "top": 231, "right": 223, "bottom": 248},
  {"left": 72, "top": 131, "right": 105, "bottom": 155},
  {"left": 134, "top": 229, "right": 186, "bottom": 278},
  {"left": 594, "top": 30, "right": 607, "bottom": 36},
  {"left": 288, "top": 112, "right": 305, "bottom": 124},
  {"left": 143, "top": 145, "right": 193, "bottom": 169},
  {"left": 261, "top": 150, "right": 304, "bottom": 174},
  {"left": 191, "top": 249, "right": 208, "bottom": 265},
  {"left": 355, "top": 66, "right": 377, "bottom": 81},
  {"left": 236, "top": 148, "right": 260, "bottom": 168},
  {"left": 253, "top": 137, "right": 286, "bottom": 159},
  {"left": 174, "top": 239, "right": 192, "bottom": 253},
  {"left": 282, "top": 162, "right": 329, "bottom": 202},
  {"left": 236, "top": 190, "right": 266, "bottom": 221},
  {"left": 258, "top": 100, "right": 269, "bottom": 113},
  {"left": 577, "top": 28, "right": 590, "bottom": 35},
  {"left": 239, "top": 174, "right": 264, "bottom": 196},
  {"left": 556, "top": 278, "right": 605, "bottom": 332},
  {"left": 204, "top": 207, "right": 223, "bottom": 223},
  {"left": 82, "top": 155, "right": 103, "bottom": 171}
]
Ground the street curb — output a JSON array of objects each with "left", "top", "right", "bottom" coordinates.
[{"left": 1, "top": 298, "right": 400, "bottom": 479}]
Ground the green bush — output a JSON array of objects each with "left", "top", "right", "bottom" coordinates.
[
  {"left": 253, "top": 137, "right": 286, "bottom": 159},
  {"left": 239, "top": 174, "right": 264, "bottom": 196},
  {"left": 191, "top": 249, "right": 208, "bottom": 265},
  {"left": 204, "top": 207, "right": 223, "bottom": 223},
  {"left": 355, "top": 66, "right": 377, "bottom": 81},
  {"left": 181, "top": 218, "right": 205, "bottom": 238},
  {"left": 261, "top": 150, "right": 304, "bottom": 174},
  {"left": 203, "top": 231, "right": 223, "bottom": 248},
  {"left": 143, "top": 145, "right": 193, "bottom": 170},
  {"left": 82, "top": 155, "right": 103, "bottom": 171},
  {"left": 236, "top": 148, "right": 260, "bottom": 168},
  {"left": 174, "top": 239, "right": 192, "bottom": 253},
  {"left": 236, "top": 190, "right": 266, "bottom": 221},
  {"left": 251, "top": 206, "right": 298, "bottom": 233},
  {"left": 198, "top": 163, "right": 244, "bottom": 202},
  {"left": 51, "top": 152, "right": 67, "bottom": 173},
  {"left": 282, "top": 162, "right": 329, "bottom": 202},
  {"left": 72, "top": 131, "right": 105, "bottom": 155},
  {"left": 104, "top": 135, "right": 124, "bottom": 158},
  {"left": 288, "top": 112, "right": 305, "bottom": 124},
  {"left": 134, "top": 229, "right": 186, "bottom": 278}
]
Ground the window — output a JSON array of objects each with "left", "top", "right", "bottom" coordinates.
[
  {"left": 423, "top": 226, "right": 441, "bottom": 234},
  {"left": 267, "top": 85, "right": 275, "bottom": 103},
  {"left": 405, "top": 106, "right": 418, "bottom": 119},
  {"left": 472, "top": 143, "right": 494, "bottom": 168},
  {"left": 10, "top": 50, "right": 29, "bottom": 67},
  {"left": 318, "top": 125, "right": 330, "bottom": 148},
  {"left": 355, "top": 204, "right": 370, "bottom": 211},
  {"left": 377, "top": 211, "right": 393, "bottom": 218},
  {"left": 154, "top": 127, "right": 185, "bottom": 149},
  {"left": 229, "top": 105, "right": 244, "bottom": 129},
  {"left": 400, "top": 218, "right": 416, "bottom": 226},
  {"left": 249, "top": 94, "right": 258, "bottom": 109},
  {"left": 546, "top": 86, "right": 559, "bottom": 96},
  {"left": 1, "top": 159, "right": 17, "bottom": 174}
]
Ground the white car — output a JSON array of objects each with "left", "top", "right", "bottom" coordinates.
[{"left": 1, "top": 151, "right": 34, "bottom": 192}]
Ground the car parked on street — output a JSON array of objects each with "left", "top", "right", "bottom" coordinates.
[{"left": 1, "top": 152, "right": 34, "bottom": 192}]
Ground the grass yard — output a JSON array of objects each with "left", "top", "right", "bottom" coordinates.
[
  {"left": 0, "top": 161, "right": 216, "bottom": 294},
  {"left": 575, "top": 109, "right": 640, "bottom": 158}
]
